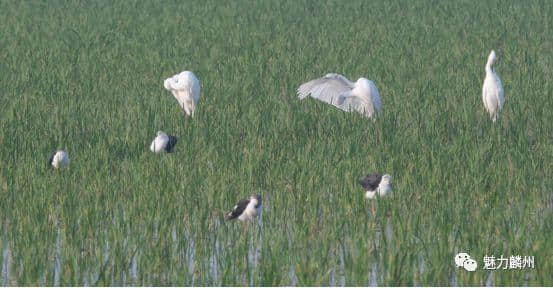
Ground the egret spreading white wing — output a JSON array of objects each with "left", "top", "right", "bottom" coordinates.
[
  {"left": 297, "top": 73, "right": 381, "bottom": 118},
  {"left": 482, "top": 50, "right": 504, "bottom": 122},
  {"left": 164, "top": 71, "right": 201, "bottom": 117}
]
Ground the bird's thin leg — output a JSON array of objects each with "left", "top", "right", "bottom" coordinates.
[
  {"left": 371, "top": 201, "right": 376, "bottom": 216},
  {"left": 242, "top": 221, "right": 248, "bottom": 235},
  {"left": 189, "top": 101, "right": 195, "bottom": 118},
  {"left": 183, "top": 105, "right": 189, "bottom": 117}
]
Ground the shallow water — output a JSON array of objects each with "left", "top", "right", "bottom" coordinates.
[
  {"left": 209, "top": 239, "right": 219, "bottom": 285},
  {"left": 130, "top": 251, "right": 139, "bottom": 285},
  {"left": 185, "top": 231, "right": 196, "bottom": 286},
  {"left": 1, "top": 244, "right": 10, "bottom": 286},
  {"left": 368, "top": 261, "right": 378, "bottom": 287},
  {"left": 338, "top": 246, "right": 345, "bottom": 287},
  {"left": 288, "top": 265, "right": 298, "bottom": 286},
  {"left": 485, "top": 270, "right": 494, "bottom": 287},
  {"left": 329, "top": 267, "right": 335, "bottom": 286},
  {"left": 449, "top": 270, "right": 457, "bottom": 286},
  {"left": 54, "top": 229, "right": 62, "bottom": 286}
]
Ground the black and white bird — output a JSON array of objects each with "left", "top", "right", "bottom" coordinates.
[
  {"left": 150, "top": 131, "right": 177, "bottom": 153},
  {"left": 225, "top": 195, "right": 262, "bottom": 221},
  {"left": 48, "top": 150, "right": 69, "bottom": 169},
  {"left": 358, "top": 173, "right": 393, "bottom": 199},
  {"left": 297, "top": 73, "right": 382, "bottom": 119}
]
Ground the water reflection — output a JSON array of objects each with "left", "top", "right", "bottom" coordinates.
[
  {"left": 329, "top": 267, "right": 335, "bottom": 286},
  {"left": 367, "top": 261, "right": 378, "bottom": 287},
  {"left": 130, "top": 252, "right": 139, "bottom": 285},
  {"left": 449, "top": 270, "right": 457, "bottom": 286},
  {"left": 54, "top": 228, "right": 62, "bottom": 286},
  {"left": 485, "top": 271, "right": 494, "bottom": 287},
  {"left": 288, "top": 265, "right": 298, "bottom": 286},
  {"left": 209, "top": 239, "right": 219, "bottom": 285},
  {"left": 338, "top": 246, "right": 345, "bottom": 287},
  {"left": 185, "top": 231, "right": 195, "bottom": 286},
  {"left": 1, "top": 243, "right": 10, "bottom": 286}
]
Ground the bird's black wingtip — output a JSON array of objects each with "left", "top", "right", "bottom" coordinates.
[
  {"left": 164, "top": 136, "right": 178, "bottom": 153},
  {"left": 47, "top": 151, "right": 56, "bottom": 168}
]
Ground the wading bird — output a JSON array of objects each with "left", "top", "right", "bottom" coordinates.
[
  {"left": 164, "top": 71, "right": 201, "bottom": 117},
  {"left": 297, "top": 73, "right": 381, "bottom": 119},
  {"left": 48, "top": 150, "right": 69, "bottom": 169},
  {"left": 150, "top": 131, "right": 177, "bottom": 153},
  {"left": 359, "top": 173, "right": 393, "bottom": 215},
  {"left": 358, "top": 173, "right": 393, "bottom": 199},
  {"left": 225, "top": 195, "right": 262, "bottom": 222},
  {"left": 482, "top": 50, "right": 504, "bottom": 122}
]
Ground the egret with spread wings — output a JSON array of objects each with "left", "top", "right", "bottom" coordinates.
[{"left": 297, "top": 73, "right": 381, "bottom": 119}]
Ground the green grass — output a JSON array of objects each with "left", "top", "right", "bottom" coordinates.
[{"left": 1, "top": 0, "right": 552, "bottom": 286}]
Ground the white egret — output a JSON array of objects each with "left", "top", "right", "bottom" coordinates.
[
  {"left": 150, "top": 131, "right": 177, "bottom": 153},
  {"left": 482, "top": 50, "right": 504, "bottom": 122},
  {"left": 225, "top": 195, "right": 262, "bottom": 222},
  {"left": 297, "top": 73, "right": 381, "bottom": 118},
  {"left": 48, "top": 150, "right": 69, "bottom": 169},
  {"left": 164, "top": 71, "right": 201, "bottom": 117}
]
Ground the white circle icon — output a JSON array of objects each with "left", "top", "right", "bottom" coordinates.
[
  {"left": 455, "top": 253, "right": 471, "bottom": 267},
  {"left": 463, "top": 258, "right": 478, "bottom": 271},
  {"left": 454, "top": 253, "right": 477, "bottom": 271}
]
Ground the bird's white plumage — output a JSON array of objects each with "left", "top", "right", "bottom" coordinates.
[
  {"left": 150, "top": 131, "right": 169, "bottom": 153},
  {"left": 365, "top": 174, "right": 392, "bottom": 199},
  {"left": 51, "top": 150, "right": 69, "bottom": 169},
  {"left": 238, "top": 196, "right": 262, "bottom": 222},
  {"left": 164, "top": 71, "right": 201, "bottom": 117},
  {"left": 297, "top": 73, "right": 382, "bottom": 118},
  {"left": 482, "top": 50, "right": 504, "bottom": 122}
]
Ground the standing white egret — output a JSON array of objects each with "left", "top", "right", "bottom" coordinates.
[
  {"left": 164, "top": 71, "right": 201, "bottom": 117},
  {"left": 48, "top": 150, "right": 69, "bottom": 169},
  {"left": 482, "top": 50, "right": 504, "bottom": 122},
  {"left": 297, "top": 73, "right": 381, "bottom": 119},
  {"left": 150, "top": 131, "right": 178, "bottom": 153},
  {"left": 225, "top": 195, "right": 262, "bottom": 222}
]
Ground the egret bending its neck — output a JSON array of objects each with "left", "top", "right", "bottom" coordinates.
[{"left": 486, "top": 50, "right": 497, "bottom": 74}]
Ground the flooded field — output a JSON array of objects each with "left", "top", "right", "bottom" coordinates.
[{"left": 1, "top": 0, "right": 552, "bottom": 285}]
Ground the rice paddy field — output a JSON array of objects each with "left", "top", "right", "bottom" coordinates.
[{"left": 1, "top": 0, "right": 552, "bottom": 286}]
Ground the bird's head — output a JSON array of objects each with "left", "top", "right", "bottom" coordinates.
[
  {"left": 355, "top": 77, "right": 370, "bottom": 88},
  {"left": 353, "top": 78, "right": 375, "bottom": 97},
  {"left": 251, "top": 194, "right": 262, "bottom": 205},
  {"left": 487, "top": 50, "right": 498, "bottom": 66},
  {"left": 157, "top": 131, "right": 166, "bottom": 137},
  {"left": 164, "top": 71, "right": 194, "bottom": 91},
  {"left": 381, "top": 174, "right": 392, "bottom": 184}
]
